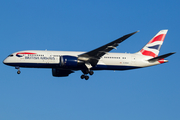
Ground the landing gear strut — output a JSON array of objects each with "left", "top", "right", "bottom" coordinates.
[{"left": 15, "top": 66, "right": 21, "bottom": 74}]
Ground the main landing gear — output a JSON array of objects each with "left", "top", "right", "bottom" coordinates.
[
  {"left": 15, "top": 66, "right": 21, "bottom": 74},
  {"left": 80, "top": 70, "right": 94, "bottom": 80}
]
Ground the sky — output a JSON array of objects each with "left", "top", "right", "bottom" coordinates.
[{"left": 0, "top": 0, "right": 180, "bottom": 120}]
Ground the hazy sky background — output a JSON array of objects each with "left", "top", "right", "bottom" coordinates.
[{"left": 0, "top": 0, "right": 180, "bottom": 120}]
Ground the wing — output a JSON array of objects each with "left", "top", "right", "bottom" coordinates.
[{"left": 78, "top": 31, "right": 138, "bottom": 67}]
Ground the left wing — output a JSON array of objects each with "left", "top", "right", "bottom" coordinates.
[{"left": 78, "top": 31, "right": 138, "bottom": 68}]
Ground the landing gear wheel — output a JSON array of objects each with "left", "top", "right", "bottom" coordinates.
[
  {"left": 17, "top": 70, "right": 21, "bottom": 74},
  {"left": 81, "top": 75, "right": 85, "bottom": 79},
  {"left": 85, "top": 76, "right": 89, "bottom": 80},
  {"left": 89, "top": 71, "right": 94, "bottom": 75},
  {"left": 80, "top": 75, "right": 89, "bottom": 80}
]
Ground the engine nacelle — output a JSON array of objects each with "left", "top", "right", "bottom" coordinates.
[
  {"left": 52, "top": 68, "right": 73, "bottom": 77},
  {"left": 60, "top": 55, "right": 79, "bottom": 68}
]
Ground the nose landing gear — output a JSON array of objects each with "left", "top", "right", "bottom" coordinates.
[{"left": 15, "top": 66, "right": 21, "bottom": 74}]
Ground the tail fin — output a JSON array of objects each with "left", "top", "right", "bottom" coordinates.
[{"left": 137, "top": 30, "right": 168, "bottom": 57}]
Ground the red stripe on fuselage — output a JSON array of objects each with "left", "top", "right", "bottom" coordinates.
[{"left": 16, "top": 52, "right": 36, "bottom": 55}]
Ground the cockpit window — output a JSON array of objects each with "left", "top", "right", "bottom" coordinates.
[{"left": 8, "top": 54, "right": 13, "bottom": 57}]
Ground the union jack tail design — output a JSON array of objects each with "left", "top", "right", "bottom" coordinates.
[{"left": 136, "top": 30, "right": 168, "bottom": 57}]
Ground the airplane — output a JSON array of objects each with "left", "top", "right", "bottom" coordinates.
[{"left": 3, "top": 30, "right": 175, "bottom": 80}]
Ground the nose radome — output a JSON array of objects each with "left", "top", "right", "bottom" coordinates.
[
  {"left": 3, "top": 59, "right": 6, "bottom": 64},
  {"left": 3, "top": 58, "right": 8, "bottom": 65},
  {"left": 3, "top": 57, "right": 11, "bottom": 65}
]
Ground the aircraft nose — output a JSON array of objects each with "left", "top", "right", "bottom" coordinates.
[
  {"left": 3, "top": 58, "right": 8, "bottom": 65},
  {"left": 3, "top": 54, "right": 15, "bottom": 66},
  {"left": 3, "top": 57, "right": 11, "bottom": 65}
]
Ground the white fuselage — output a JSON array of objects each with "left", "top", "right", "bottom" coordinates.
[{"left": 3, "top": 50, "right": 164, "bottom": 71}]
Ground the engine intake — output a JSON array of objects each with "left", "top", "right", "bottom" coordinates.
[{"left": 60, "top": 55, "right": 80, "bottom": 68}]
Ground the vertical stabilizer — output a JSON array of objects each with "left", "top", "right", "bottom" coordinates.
[{"left": 136, "top": 30, "right": 168, "bottom": 57}]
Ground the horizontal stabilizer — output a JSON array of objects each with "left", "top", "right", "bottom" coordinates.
[{"left": 148, "top": 52, "right": 175, "bottom": 62}]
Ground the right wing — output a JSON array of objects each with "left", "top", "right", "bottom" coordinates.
[{"left": 78, "top": 31, "right": 138, "bottom": 68}]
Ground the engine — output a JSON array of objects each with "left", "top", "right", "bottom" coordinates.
[
  {"left": 52, "top": 68, "right": 73, "bottom": 77},
  {"left": 60, "top": 55, "right": 80, "bottom": 68}
]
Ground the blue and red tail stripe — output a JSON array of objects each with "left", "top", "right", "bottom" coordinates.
[
  {"left": 140, "top": 49, "right": 157, "bottom": 57},
  {"left": 148, "top": 34, "right": 166, "bottom": 44},
  {"left": 140, "top": 32, "right": 167, "bottom": 58}
]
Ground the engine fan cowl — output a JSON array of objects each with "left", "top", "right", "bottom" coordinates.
[
  {"left": 60, "top": 55, "right": 79, "bottom": 68},
  {"left": 52, "top": 68, "right": 73, "bottom": 77}
]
